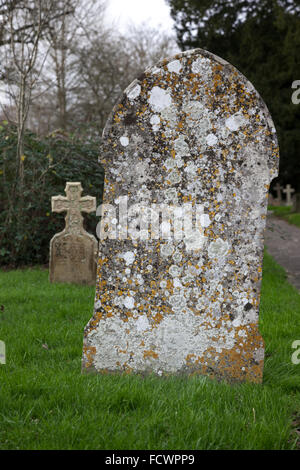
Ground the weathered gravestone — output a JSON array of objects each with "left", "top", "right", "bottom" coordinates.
[
  {"left": 283, "top": 184, "right": 295, "bottom": 206},
  {"left": 82, "top": 49, "right": 279, "bottom": 382},
  {"left": 273, "top": 182, "right": 283, "bottom": 206},
  {"left": 294, "top": 193, "right": 300, "bottom": 213},
  {"left": 49, "top": 182, "right": 98, "bottom": 285}
]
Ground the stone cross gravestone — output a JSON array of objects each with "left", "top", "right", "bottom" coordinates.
[
  {"left": 273, "top": 182, "right": 283, "bottom": 206},
  {"left": 268, "top": 193, "right": 274, "bottom": 206},
  {"left": 49, "top": 182, "right": 98, "bottom": 285},
  {"left": 82, "top": 49, "right": 279, "bottom": 383},
  {"left": 283, "top": 184, "right": 295, "bottom": 206}
]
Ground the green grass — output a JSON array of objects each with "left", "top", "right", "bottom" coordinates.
[
  {"left": 0, "top": 253, "right": 300, "bottom": 450},
  {"left": 268, "top": 205, "right": 293, "bottom": 217},
  {"left": 268, "top": 205, "right": 300, "bottom": 228},
  {"left": 282, "top": 213, "right": 300, "bottom": 228}
]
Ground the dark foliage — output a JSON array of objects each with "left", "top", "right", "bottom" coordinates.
[
  {"left": 0, "top": 122, "right": 104, "bottom": 267},
  {"left": 167, "top": 0, "right": 300, "bottom": 191}
]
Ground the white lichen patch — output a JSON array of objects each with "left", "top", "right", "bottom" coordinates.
[
  {"left": 206, "top": 133, "right": 218, "bottom": 146},
  {"left": 160, "top": 104, "right": 178, "bottom": 127},
  {"left": 123, "top": 296, "right": 135, "bottom": 309},
  {"left": 168, "top": 294, "right": 187, "bottom": 312},
  {"left": 208, "top": 239, "right": 230, "bottom": 259},
  {"left": 120, "top": 136, "right": 129, "bottom": 147},
  {"left": 200, "top": 213, "right": 211, "bottom": 228},
  {"left": 136, "top": 315, "right": 150, "bottom": 332},
  {"left": 149, "top": 86, "right": 172, "bottom": 112},
  {"left": 167, "top": 60, "right": 182, "bottom": 74},
  {"left": 150, "top": 114, "right": 160, "bottom": 132},
  {"left": 184, "top": 100, "right": 204, "bottom": 119},
  {"left": 126, "top": 82, "right": 141, "bottom": 101},
  {"left": 120, "top": 251, "right": 135, "bottom": 266},
  {"left": 160, "top": 242, "right": 174, "bottom": 257},
  {"left": 169, "top": 264, "right": 182, "bottom": 277},
  {"left": 173, "top": 249, "right": 182, "bottom": 263},
  {"left": 168, "top": 169, "right": 181, "bottom": 185},
  {"left": 174, "top": 135, "right": 190, "bottom": 157},
  {"left": 164, "top": 187, "right": 178, "bottom": 202},
  {"left": 184, "top": 232, "right": 204, "bottom": 251},
  {"left": 225, "top": 111, "right": 247, "bottom": 132},
  {"left": 191, "top": 56, "right": 212, "bottom": 76}
]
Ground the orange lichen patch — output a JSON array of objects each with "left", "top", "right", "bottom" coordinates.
[
  {"left": 83, "top": 345, "right": 96, "bottom": 368},
  {"left": 103, "top": 304, "right": 113, "bottom": 313},
  {"left": 182, "top": 329, "right": 263, "bottom": 382},
  {"left": 185, "top": 353, "right": 197, "bottom": 367},
  {"left": 152, "top": 312, "right": 163, "bottom": 324},
  {"left": 143, "top": 350, "right": 159, "bottom": 359},
  {"left": 176, "top": 120, "right": 185, "bottom": 131},
  {"left": 97, "top": 257, "right": 108, "bottom": 269},
  {"left": 160, "top": 305, "right": 172, "bottom": 314},
  {"left": 123, "top": 363, "right": 134, "bottom": 374},
  {"left": 210, "top": 346, "right": 263, "bottom": 382},
  {"left": 117, "top": 348, "right": 128, "bottom": 354},
  {"left": 97, "top": 279, "right": 107, "bottom": 289}
]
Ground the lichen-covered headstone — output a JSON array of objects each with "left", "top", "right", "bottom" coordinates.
[
  {"left": 50, "top": 182, "right": 98, "bottom": 285},
  {"left": 82, "top": 49, "right": 279, "bottom": 382}
]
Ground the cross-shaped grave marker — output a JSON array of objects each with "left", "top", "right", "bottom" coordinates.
[
  {"left": 283, "top": 184, "right": 295, "bottom": 206},
  {"left": 274, "top": 182, "right": 283, "bottom": 205},
  {"left": 49, "top": 182, "right": 98, "bottom": 285}
]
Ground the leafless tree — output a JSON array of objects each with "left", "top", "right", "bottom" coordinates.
[
  {"left": 0, "top": 0, "right": 74, "bottom": 48},
  {"left": 24, "top": 0, "right": 109, "bottom": 134},
  {"left": 122, "top": 21, "right": 178, "bottom": 74},
  {"left": 0, "top": 0, "right": 75, "bottom": 183},
  {"left": 69, "top": 21, "right": 179, "bottom": 136},
  {"left": 1, "top": 1, "right": 178, "bottom": 139},
  {"left": 43, "top": 0, "right": 107, "bottom": 130}
]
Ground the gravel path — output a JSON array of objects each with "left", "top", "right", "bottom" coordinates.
[{"left": 265, "top": 215, "right": 300, "bottom": 291}]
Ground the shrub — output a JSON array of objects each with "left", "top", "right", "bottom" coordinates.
[{"left": 0, "top": 122, "right": 104, "bottom": 267}]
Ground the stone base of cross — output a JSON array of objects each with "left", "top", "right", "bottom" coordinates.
[{"left": 49, "top": 182, "right": 98, "bottom": 285}]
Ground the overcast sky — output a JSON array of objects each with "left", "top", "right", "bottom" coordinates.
[{"left": 105, "top": 0, "right": 175, "bottom": 33}]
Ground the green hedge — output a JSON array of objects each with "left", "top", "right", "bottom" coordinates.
[{"left": 0, "top": 122, "right": 104, "bottom": 267}]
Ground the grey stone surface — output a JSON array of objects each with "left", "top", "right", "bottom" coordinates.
[
  {"left": 82, "top": 48, "right": 279, "bottom": 382},
  {"left": 49, "top": 182, "right": 98, "bottom": 285}
]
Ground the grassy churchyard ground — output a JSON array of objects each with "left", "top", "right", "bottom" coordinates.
[
  {"left": 269, "top": 205, "right": 300, "bottom": 229},
  {"left": 0, "top": 251, "right": 299, "bottom": 450}
]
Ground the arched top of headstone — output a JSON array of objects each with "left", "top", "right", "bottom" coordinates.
[{"left": 101, "top": 48, "right": 279, "bottom": 182}]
